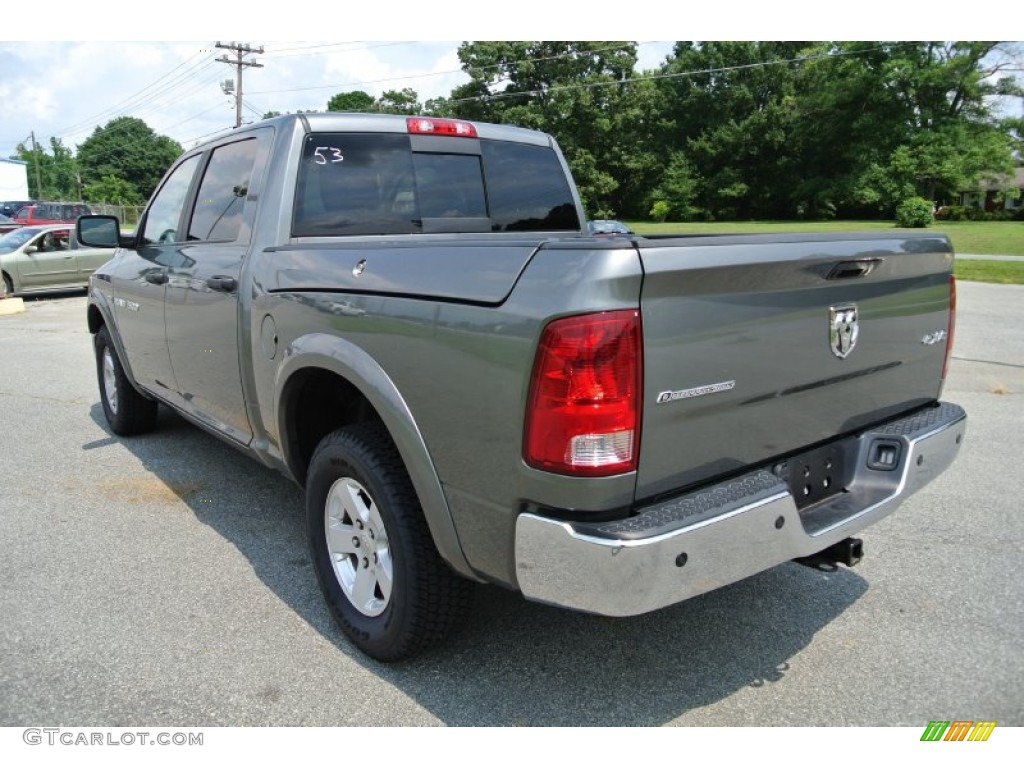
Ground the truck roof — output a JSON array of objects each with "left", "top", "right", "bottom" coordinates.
[{"left": 192, "top": 112, "right": 554, "bottom": 151}]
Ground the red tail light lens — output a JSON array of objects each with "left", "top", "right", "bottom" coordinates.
[
  {"left": 406, "top": 117, "right": 477, "bottom": 137},
  {"left": 524, "top": 310, "right": 642, "bottom": 476},
  {"left": 942, "top": 274, "right": 956, "bottom": 382}
]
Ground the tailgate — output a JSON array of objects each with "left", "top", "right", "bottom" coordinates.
[{"left": 636, "top": 232, "right": 954, "bottom": 500}]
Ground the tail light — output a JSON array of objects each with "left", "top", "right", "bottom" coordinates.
[
  {"left": 524, "top": 310, "right": 642, "bottom": 476},
  {"left": 406, "top": 117, "right": 477, "bottom": 137},
  {"left": 941, "top": 274, "right": 956, "bottom": 383}
]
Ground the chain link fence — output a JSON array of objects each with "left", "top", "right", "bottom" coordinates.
[{"left": 86, "top": 203, "right": 144, "bottom": 228}]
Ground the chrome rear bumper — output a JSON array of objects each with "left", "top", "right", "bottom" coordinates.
[{"left": 515, "top": 402, "right": 966, "bottom": 616}]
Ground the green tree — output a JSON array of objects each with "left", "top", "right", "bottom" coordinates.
[
  {"left": 76, "top": 117, "right": 182, "bottom": 202},
  {"left": 14, "top": 137, "right": 80, "bottom": 200},
  {"left": 82, "top": 174, "right": 143, "bottom": 205},
  {"left": 650, "top": 152, "right": 703, "bottom": 221},
  {"left": 450, "top": 41, "right": 641, "bottom": 216},
  {"left": 327, "top": 90, "right": 375, "bottom": 112},
  {"left": 654, "top": 41, "right": 810, "bottom": 219},
  {"left": 435, "top": 40, "right": 1021, "bottom": 221},
  {"left": 792, "top": 42, "right": 1018, "bottom": 215},
  {"left": 375, "top": 88, "right": 421, "bottom": 115}
]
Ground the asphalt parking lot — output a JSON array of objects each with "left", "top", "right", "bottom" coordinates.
[{"left": 0, "top": 282, "right": 1021, "bottom": 727}]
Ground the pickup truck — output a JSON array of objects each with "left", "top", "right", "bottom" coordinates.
[{"left": 78, "top": 113, "right": 966, "bottom": 661}]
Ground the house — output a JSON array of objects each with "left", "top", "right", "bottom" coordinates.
[{"left": 958, "top": 167, "right": 1024, "bottom": 211}]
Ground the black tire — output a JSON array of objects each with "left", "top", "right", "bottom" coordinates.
[
  {"left": 94, "top": 325, "right": 159, "bottom": 435},
  {"left": 306, "top": 422, "right": 473, "bottom": 661},
  {"left": 1, "top": 272, "right": 12, "bottom": 298}
]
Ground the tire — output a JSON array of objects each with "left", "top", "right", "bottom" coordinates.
[
  {"left": 94, "top": 326, "right": 159, "bottom": 436},
  {"left": 306, "top": 422, "right": 473, "bottom": 661},
  {"left": 1, "top": 272, "right": 12, "bottom": 298}
]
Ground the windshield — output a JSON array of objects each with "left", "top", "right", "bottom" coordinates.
[{"left": 0, "top": 227, "right": 43, "bottom": 251}]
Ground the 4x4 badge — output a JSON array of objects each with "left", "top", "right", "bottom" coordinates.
[{"left": 830, "top": 304, "right": 859, "bottom": 359}]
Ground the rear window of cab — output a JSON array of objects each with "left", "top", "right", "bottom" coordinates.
[{"left": 292, "top": 133, "right": 580, "bottom": 237}]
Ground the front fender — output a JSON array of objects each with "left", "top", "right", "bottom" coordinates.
[
  {"left": 87, "top": 289, "right": 145, "bottom": 392},
  {"left": 275, "top": 332, "right": 479, "bottom": 582}
]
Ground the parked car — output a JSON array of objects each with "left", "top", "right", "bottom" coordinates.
[
  {"left": 0, "top": 200, "right": 34, "bottom": 218},
  {"left": 0, "top": 213, "right": 20, "bottom": 235},
  {"left": 587, "top": 219, "right": 634, "bottom": 236},
  {"left": 13, "top": 202, "right": 92, "bottom": 226},
  {"left": 0, "top": 224, "right": 111, "bottom": 297}
]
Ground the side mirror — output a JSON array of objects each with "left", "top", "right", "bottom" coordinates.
[
  {"left": 24, "top": 245, "right": 37, "bottom": 254},
  {"left": 77, "top": 215, "right": 122, "bottom": 248}
]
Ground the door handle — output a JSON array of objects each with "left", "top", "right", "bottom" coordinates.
[
  {"left": 207, "top": 276, "right": 237, "bottom": 292},
  {"left": 145, "top": 272, "right": 168, "bottom": 285},
  {"left": 826, "top": 258, "right": 883, "bottom": 280}
]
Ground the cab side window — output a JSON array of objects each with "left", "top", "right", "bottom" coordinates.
[
  {"left": 188, "top": 139, "right": 258, "bottom": 242},
  {"left": 141, "top": 154, "right": 202, "bottom": 245}
]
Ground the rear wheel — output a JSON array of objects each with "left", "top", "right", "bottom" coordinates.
[
  {"left": 306, "top": 422, "right": 472, "bottom": 661},
  {"left": 94, "top": 326, "right": 158, "bottom": 435}
]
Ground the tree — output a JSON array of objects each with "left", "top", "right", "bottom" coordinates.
[
  {"left": 653, "top": 41, "right": 810, "bottom": 219},
  {"left": 327, "top": 90, "right": 375, "bottom": 112},
  {"left": 646, "top": 41, "right": 1021, "bottom": 219},
  {"left": 375, "top": 88, "right": 421, "bottom": 115},
  {"left": 450, "top": 41, "right": 641, "bottom": 216},
  {"left": 791, "top": 42, "right": 1018, "bottom": 215},
  {"left": 432, "top": 40, "right": 1021, "bottom": 221},
  {"left": 650, "top": 152, "right": 702, "bottom": 221},
  {"left": 14, "top": 137, "right": 80, "bottom": 200},
  {"left": 76, "top": 117, "right": 182, "bottom": 202},
  {"left": 82, "top": 174, "right": 143, "bottom": 205}
]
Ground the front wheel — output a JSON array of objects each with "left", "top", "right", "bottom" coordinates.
[
  {"left": 306, "top": 423, "right": 472, "bottom": 661},
  {"left": 95, "top": 326, "right": 158, "bottom": 435}
]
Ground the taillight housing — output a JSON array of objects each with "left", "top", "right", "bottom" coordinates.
[
  {"left": 524, "top": 310, "right": 642, "bottom": 476},
  {"left": 941, "top": 274, "right": 956, "bottom": 384}
]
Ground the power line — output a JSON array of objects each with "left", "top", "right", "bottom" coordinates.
[
  {"left": 249, "top": 41, "right": 644, "bottom": 96},
  {"left": 162, "top": 101, "right": 235, "bottom": 133},
  {"left": 52, "top": 63, "right": 224, "bottom": 148},
  {"left": 54, "top": 46, "right": 216, "bottom": 138},
  {"left": 445, "top": 43, "right": 920, "bottom": 106}
]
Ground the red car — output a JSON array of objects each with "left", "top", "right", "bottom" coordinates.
[{"left": 13, "top": 202, "right": 92, "bottom": 226}]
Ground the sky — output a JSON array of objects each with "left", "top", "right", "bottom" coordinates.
[
  {"left": 0, "top": 3, "right": 1012, "bottom": 161},
  {"left": 0, "top": 40, "right": 676, "bottom": 157}
]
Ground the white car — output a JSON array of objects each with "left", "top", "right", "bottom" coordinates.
[{"left": 0, "top": 224, "right": 113, "bottom": 297}]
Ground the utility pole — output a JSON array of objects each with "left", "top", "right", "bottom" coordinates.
[
  {"left": 215, "top": 41, "right": 264, "bottom": 128},
  {"left": 29, "top": 131, "right": 43, "bottom": 199}
]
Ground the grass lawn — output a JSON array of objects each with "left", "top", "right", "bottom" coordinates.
[
  {"left": 953, "top": 259, "right": 1024, "bottom": 285},
  {"left": 628, "top": 220, "right": 1024, "bottom": 257}
]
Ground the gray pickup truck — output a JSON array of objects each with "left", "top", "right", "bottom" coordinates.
[{"left": 78, "top": 113, "right": 966, "bottom": 661}]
